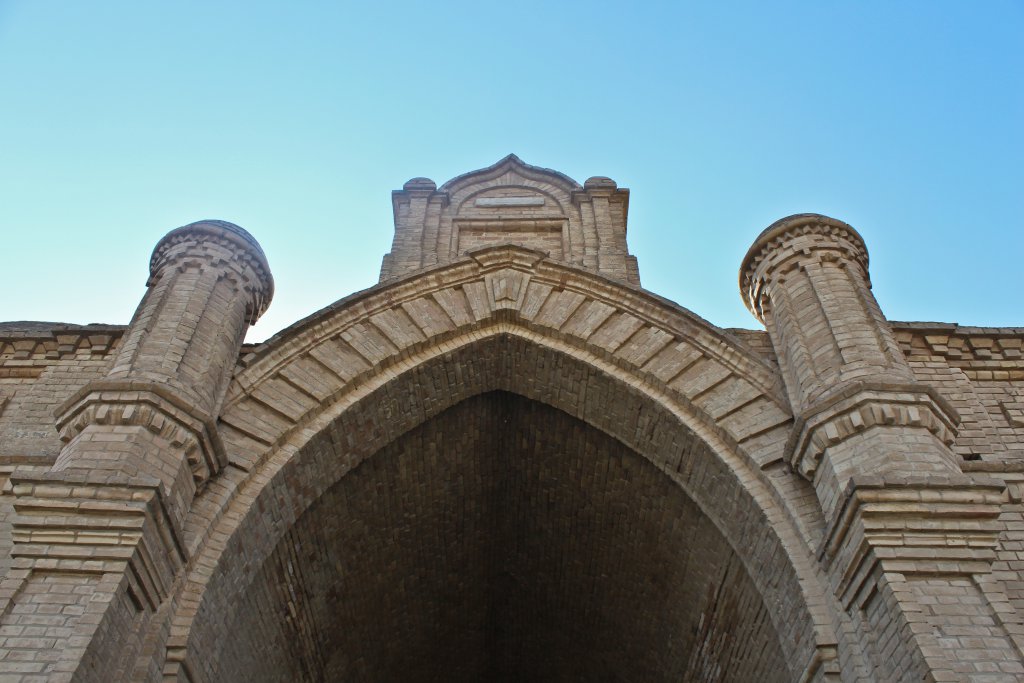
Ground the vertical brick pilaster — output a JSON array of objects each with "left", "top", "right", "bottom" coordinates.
[
  {"left": 570, "top": 176, "right": 637, "bottom": 285},
  {"left": 380, "top": 178, "right": 446, "bottom": 280}
]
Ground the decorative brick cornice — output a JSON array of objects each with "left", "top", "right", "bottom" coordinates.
[
  {"left": 740, "top": 213, "right": 869, "bottom": 322},
  {"left": 239, "top": 244, "right": 788, "bottom": 407},
  {"left": 150, "top": 220, "right": 274, "bottom": 324},
  {"left": 786, "top": 382, "right": 959, "bottom": 479},
  {"left": 820, "top": 476, "right": 1004, "bottom": 607},
  {"left": 891, "top": 322, "right": 1024, "bottom": 380},
  {"left": 55, "top": 380, "right": 228, "bottom": 487},
  {"left": 0, "top": 326, "right": 123, "bottom": 360}
]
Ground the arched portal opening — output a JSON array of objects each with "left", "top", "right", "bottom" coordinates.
[
  {"left": 169, "top": 324, "right": 826, "bottom": 682},
  {"left": 201, "top": 391, "right": 788, "bottom": 682}
]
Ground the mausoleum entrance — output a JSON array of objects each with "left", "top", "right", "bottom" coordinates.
[{"left": 153, "top": 159, "right": 828, "bottom": 681}]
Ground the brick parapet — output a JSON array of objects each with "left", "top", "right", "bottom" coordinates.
[
  {"left": 890, "top": 322, "right": 1024, "bottom": 462},
  {"left": 0, "top": 327, "right": 127, "bottom": 461},
  {"left": 892, "top": 322, "right": 1024, "bottom": 380},
  {"left": 0, "top": 325, "right": 124, "bottom": 362}
]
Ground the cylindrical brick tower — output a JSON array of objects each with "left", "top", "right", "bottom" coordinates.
[
  {"left": 109, "top": 220, "right": 272, "bottom": 415},
  {"left": 741, "top": 214, "right": 915, "bottom": 409},
  {"left": 53, "top": 220, "right": 273, "bottom": 525},
  {"left": 740, "top": 214, "right": 960, "bottom": 517}
]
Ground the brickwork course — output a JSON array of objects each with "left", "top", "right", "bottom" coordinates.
[{"left": 0, "top": 154, "right": 1022, "bottom": 681}]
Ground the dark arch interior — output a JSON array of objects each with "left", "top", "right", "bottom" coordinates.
[{"left": 210, "top": 392, "right": 788, "bottom": 682}]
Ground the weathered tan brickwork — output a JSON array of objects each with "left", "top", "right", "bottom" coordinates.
[{"left": 0, "top": 156, "right": 1022, "bottom": 681}]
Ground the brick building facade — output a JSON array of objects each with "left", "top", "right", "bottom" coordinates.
[{"left": 0, "top": 155, "right": 1022, "bottom": 681}]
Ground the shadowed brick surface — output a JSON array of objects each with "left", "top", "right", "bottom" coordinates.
[{"left": 203, "top": 393, "right": 787, "bottom": 683}]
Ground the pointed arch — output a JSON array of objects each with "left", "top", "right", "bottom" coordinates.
[{"left": 151, "top": 248, "right": 840, "bottom": 681}]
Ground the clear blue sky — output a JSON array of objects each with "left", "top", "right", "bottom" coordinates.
[{"left": 1, "top": 1, "right": 1021, "bottom": 342}]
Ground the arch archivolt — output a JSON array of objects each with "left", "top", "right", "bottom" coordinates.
[
  {"left": 160, "top": 247, "right": 838, "bottom": 680},
  {"left": 227, "top": 244, "right": 789, "bottom": 443}
]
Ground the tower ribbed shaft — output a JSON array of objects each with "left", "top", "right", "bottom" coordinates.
[
  {"left": 741, "top": 214, "right": 960, "bottom": 515},
  {"left": 53, "top": 221, "right": 273, "bottom": 524}
]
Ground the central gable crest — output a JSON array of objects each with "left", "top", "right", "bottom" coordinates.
[{"left": 380, "top": 154, "right": 640, "bottom": 285}]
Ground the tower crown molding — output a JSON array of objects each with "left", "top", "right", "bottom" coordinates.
[
  {"left": 150, "top": 219, "right": 275, "bottom": 324},
  {"left": 740, "top": 213, "right": 869, "bottom": 323}
]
